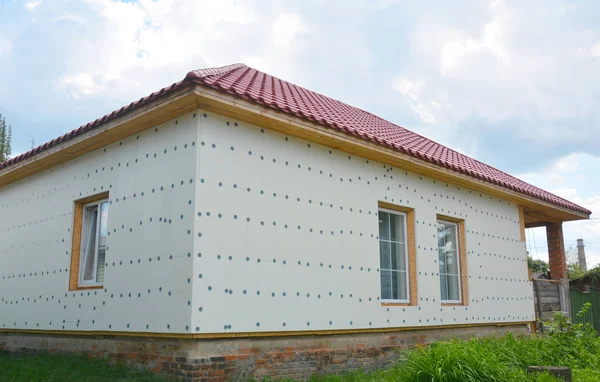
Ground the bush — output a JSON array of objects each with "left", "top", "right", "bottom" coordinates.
[
  {"left": 313, "top": 303, "right": 600, "bottom": 381},
  {"left": 385, "top": 303, "right": 599, "bottom": 381}
]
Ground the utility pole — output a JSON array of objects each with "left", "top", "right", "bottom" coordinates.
[{"left": 577, "top": 238, "right": 587, "bottom": 272}]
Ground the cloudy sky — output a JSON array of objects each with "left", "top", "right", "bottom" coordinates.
[{"left": 1, "top": 0, "right": 599, "bottom": 267}]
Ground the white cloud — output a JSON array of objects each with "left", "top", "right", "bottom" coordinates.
[
  {"left": 548, "top": 173, "right": 566, "bottom": 186},
  {"left": 555, "top": 153, "right": 579, "bottom": 172},
  {"left": 552, "top": 188, "right": 600, "bottom": 266},
  {"left": 391, "top": 0, "right": 600, "bottom": 163},
  {"left": 517, "top": 153, "right": 585, "bottom": 185},
  {"left": 519, "top": 153, "right": 600, "bottom": 268},
  {"left": 51, "top": 1, "right": 321, "bottom": 103},
  {"left": 0, "top": 36, "right": 12, "bottom": 56},
  {"left": 53, "top": 15, "right": 90, "bottom": 29},
  {"left": 25, "top": 0, "right": 42, "bottom": 11},
  {"left": 57, "top": 73, "right": 99, "bottom": 99},
  {"left": 53, "top": 0, "right": 263, "bottom": 99},
  {"left": 393, "top": 78, "right": 438, "bottom": 123},
  {"left": 440, "top": 19, "right": 506, "bottom": 77},
  {"left": 552, "top": 187, "right": 579, "bottom": 201},
  {"left": 271, "top": 13, "right": 307, "bottom": 47}
]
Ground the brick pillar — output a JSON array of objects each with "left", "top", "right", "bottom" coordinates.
[{"left": 546, "top": 223, "right": 567, "bottom": 280}]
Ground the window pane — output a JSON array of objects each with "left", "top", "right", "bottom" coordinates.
[
  {"left": 96, "top": 202, "right": 109, "bottom": 283},
  {"left": 437, "top": 222, "right": 447, "bottom": 248},
  {"left": 379, "top": 209, "right": 410, "bottom": 301},
  {"left": 389, "top": 213, "right": 405, "bottom": 242},
  {"left": 80, "top": 205, "right": 98, "bottom": 282},
  {"left": 437, "top": 221, "right": 461, "bottom": 302},
  {"left": 438, "top": 222, "right": 457, "bottom": 251},
  {"left": 379, "top": 241, "right": 391, "bottom": 270},
  {"left": 392, "top": 270, "right": 408, "bottom": 300},
  {"left": 391, "top": 242, "right": 407, "bottom": 271},
  {"left": 444, "top": 250, "right": 459, "bottom": 275},
  {"left": 440, "top": 273, "right": 449, "bottom": 301},
  {"left": 445, "top": 224, "right": 457, "bottom": 251},
  {"left": 447, "top": 275, "right": 460, "bottom": 301},
  {"left": 380, "top": 270, "right": 392, "bottom": 300},
  {"left": 378, "top": 211, "right": 390, "bottom": 240},
  {"left": 438, "top": 248, "right": 446, "bottom": 273}
]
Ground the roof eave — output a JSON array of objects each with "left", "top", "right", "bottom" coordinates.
[
  {"left": 0, "top": 85, "right": 198, "bottom": 188},
  {"left": 192, "top": 84, "right": 591, "bottom": 223},
  {"left": 0, "top": 80, "right": 590, "bottom": 223}
]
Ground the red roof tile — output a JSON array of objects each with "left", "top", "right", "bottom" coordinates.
[
  {"left": 186, "top": 64, "right": 589, "bottom": 215},
  {"left": 0, "top": 63, "right": 590, "bottom": 216}
]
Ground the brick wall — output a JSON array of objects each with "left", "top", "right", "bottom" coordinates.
[
  {"left": 547, "top": 223, "right": 567, "bottom": 280},
  {"left": 0, "top": 324, "right": 528, "bottom": 381}
]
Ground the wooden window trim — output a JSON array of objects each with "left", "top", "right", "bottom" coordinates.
[
  {"left": 378, "top": 201, "right": 417, "bottom": 306},
  {"left": 69, "top": 192, "right": 109, "bottom": 291},
  {"left": 437, "top": 214, "right": 469, "bottom": 306}
]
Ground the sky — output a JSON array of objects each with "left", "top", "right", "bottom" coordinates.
[{"left": 0, "top": 0, "right": 599, "bottom": 268}]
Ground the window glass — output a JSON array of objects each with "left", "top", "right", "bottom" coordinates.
[
  {"left": 379, "top": 210, "right": 409, "bottom": 302},
  {"left": 80, "top": 205, "right": 99, "bottom": 283},
  {"left": 96, "top": 201, "right": 109, "bottom": 283},
  {"left": 437, "top": 220, "right": 461, "bottom": 302},
  {"left": 79, "top": 200, "right": 108, "bottom": 286}
]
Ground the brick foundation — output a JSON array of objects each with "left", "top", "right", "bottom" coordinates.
[
  {"left": 0, "top": 324, "right": 528, "bottom": 381},
  {"left": 547, "top": 223, "right": 567, "bottom": 280}
]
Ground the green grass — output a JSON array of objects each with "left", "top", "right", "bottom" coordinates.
[
  {"left": 309, "top": 332, "right": 600, "bottom": 381},
  {"left": 0, "top": 352, "right": 167, "bottom": 382},
  {"left": 307, "top": 308, "right": 600, "bottom": 382}
]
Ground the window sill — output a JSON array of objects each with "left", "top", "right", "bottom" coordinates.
[
  {"left": 381, "top": 302, "right": 413, "bottom": 307},
  {"left": 70, "top": 285, "right": 103, "bottom": 291},
  {"left": 441, "top": 302, "right": 465, "bottom": 306}
]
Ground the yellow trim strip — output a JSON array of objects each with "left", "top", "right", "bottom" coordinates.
[{"left": 0, "top": 321, "right": 530, "bottom": 340}]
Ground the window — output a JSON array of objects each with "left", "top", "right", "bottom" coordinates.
[
  {"left": 378, "top": 208, "right": 409, "bottom": 302},
  {"left": 437, "top": 218, "right": 468, "bottom": 304},
  {"left": 69, "top": 192, "right": 109, "bottom": 290},
  {"left": 79, "top": 200, "right": 109, "bottom": 286}
]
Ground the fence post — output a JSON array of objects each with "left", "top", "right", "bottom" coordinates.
[
  {"left": 533, "top": 280, "right": 543, "bottom": 332},
  {"left": 559, "top": 279, "right": 572, "bottom": 320},
  {"left": 592, "top": 288, "right": 600, "bottom": 332}
]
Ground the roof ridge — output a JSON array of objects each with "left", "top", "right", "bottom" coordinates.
[{"left": 184, "top": 63, "right": 246, "bottom": 81}]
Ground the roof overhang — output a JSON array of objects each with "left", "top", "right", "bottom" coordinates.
[
  {"left": 191, "top": 86, "right": 590, "bottom": 224},
  {"left": 0, "top": 83, "right": 590, "bottom": 224},
  {"left": 0, "top": 84, "right": 198, "bottom": 188}
]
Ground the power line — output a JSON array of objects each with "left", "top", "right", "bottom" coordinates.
[
  {"left": 526, "top": 240, "right": 600, "bottom": 251},
  {"left": 526, "top": 228, "right": 531, "bottom": 255},
  {"left": 532, "top": 229, "right": 539, "bottom": 259}
]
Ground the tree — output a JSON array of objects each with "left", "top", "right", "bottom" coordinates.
[
  {"left": 527, "top": 255, "right": 549, "bottom": 274},
  {"left": 0, "top": 114, "right": 12, "bottom": 162},
  {"left": 566, "top": 246, "right": 585, "bottom": 280},
  {"left": 0, "top": 115, "right": 5, "bottom": 162}
]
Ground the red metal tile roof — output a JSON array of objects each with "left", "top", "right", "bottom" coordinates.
[{"left": 0, "top": 63, "right": 590, "bottom": 216}]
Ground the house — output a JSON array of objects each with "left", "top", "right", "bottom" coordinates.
[
  {"left": 0, "top": 64, "right": 591, "bottom": 380},
  {"left": 571, "top": 267, "right": 600, "bottom": 292}
]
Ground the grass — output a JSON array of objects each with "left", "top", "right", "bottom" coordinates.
[
  {"left": 309, "top": 331, "right": 600, "bottom": 381},
  {"left": 0, "top": 352, "right": 167, "bottom": 382},
  {"left": 307, "top": 307, "right": 600, "bottom": 381}
]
